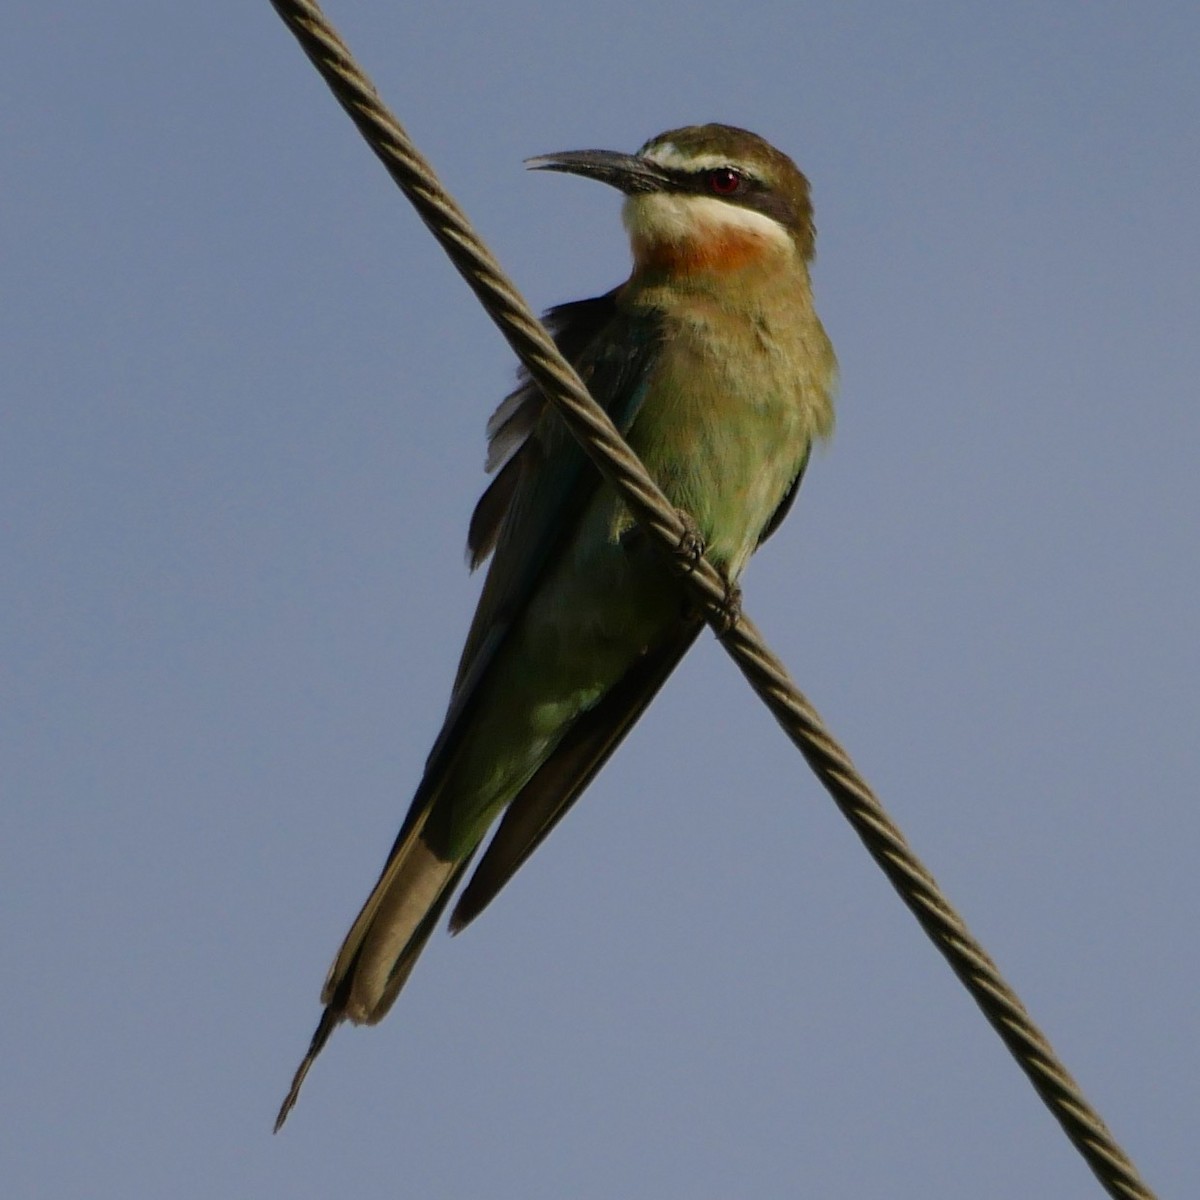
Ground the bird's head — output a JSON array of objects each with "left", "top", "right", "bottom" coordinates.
[{"left": 528, "top": 123, "right": 815, "bottom": 277}]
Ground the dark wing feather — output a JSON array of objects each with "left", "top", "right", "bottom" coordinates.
[
  {"left": 756, "top": 445, "right": 811, "bottom": 548},
  {"left": 277, "top": 297, "right": 668, "bottom": 1125},
  {"left": 465, "top": 289, "right": 634, "bottom": 570},
  {"left": 401, "top": 293, "right": 666, "bottom": 859},
  {"left": 449, "top": 615, "right": 703, "bottom": 933},
  {"left": 466, "top": 449, "right": 523, "bottom": 569}
]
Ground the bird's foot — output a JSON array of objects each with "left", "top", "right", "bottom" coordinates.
[
  {"left": 672, "top": 509, "right": 706, "bottom": 572},
  {"left": 711, "top": 576, "right": 743, "bottom": 636},
  {"left": 668, "top": 509, "right": 740, "bottom": 633}
]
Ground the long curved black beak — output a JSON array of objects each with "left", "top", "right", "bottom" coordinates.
[{"left": 525, "top": 149, "right": 671, "bottom": 195}]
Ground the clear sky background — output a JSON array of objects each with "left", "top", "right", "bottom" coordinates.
[{"left": 5, "top": 3, "right": 1198, "bottom": 1197}]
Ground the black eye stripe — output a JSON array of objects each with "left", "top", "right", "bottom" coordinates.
[
  {"left": 679, "top": 168, "right": 769, "bottom": 200},
  {"left": 663, "top": 166, "right": 759, "bottom": 192},
  {"left": 653, "top": 165, "right": 792, "bottom": 228}
]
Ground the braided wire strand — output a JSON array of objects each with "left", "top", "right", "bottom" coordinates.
[{"left": 267, "top": 4, "right": 1155, "bottom": 1196}]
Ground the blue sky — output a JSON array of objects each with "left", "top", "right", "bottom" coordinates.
[{"left": 5, "top": 3, "right": 1198, "bottom": 1197}]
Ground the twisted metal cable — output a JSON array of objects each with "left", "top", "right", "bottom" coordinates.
[{"left": 267, "top": 3, "right": 1154, "bottom": 1197}]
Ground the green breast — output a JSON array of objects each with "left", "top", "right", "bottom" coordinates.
[{"left": 620, "top": 286, "right": 834, "bottom": 576}]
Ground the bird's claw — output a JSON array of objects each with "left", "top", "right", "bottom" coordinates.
[
  {"left": 711, "top": 577, "right": 743, "bottom": 635},
  {"left": 669, "top": 509, "right": 740, "bottom": 633},
  {"left": 672, "top": 509, "right": 706, "bottom": 572}
]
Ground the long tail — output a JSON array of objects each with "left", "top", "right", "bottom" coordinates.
[{"left": 274, "top": 823, "right": 472, "bottom": 1131}]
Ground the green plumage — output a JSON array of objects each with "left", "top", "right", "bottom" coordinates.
[{"left": 276, "top": 123, "right": 836, "bottom": 1131}]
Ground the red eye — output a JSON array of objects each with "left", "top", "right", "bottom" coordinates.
[{"left": 706, "top": 167, "right": 743, "bottom": 196}]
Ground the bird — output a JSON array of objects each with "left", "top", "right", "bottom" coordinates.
[{"left": 275, "top": 123, "right": 836, "bottom": 1130}]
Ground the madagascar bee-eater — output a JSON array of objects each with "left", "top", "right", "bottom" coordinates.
[{"left": 276, "top": 123, "right": 836, "bottom": 1128}]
